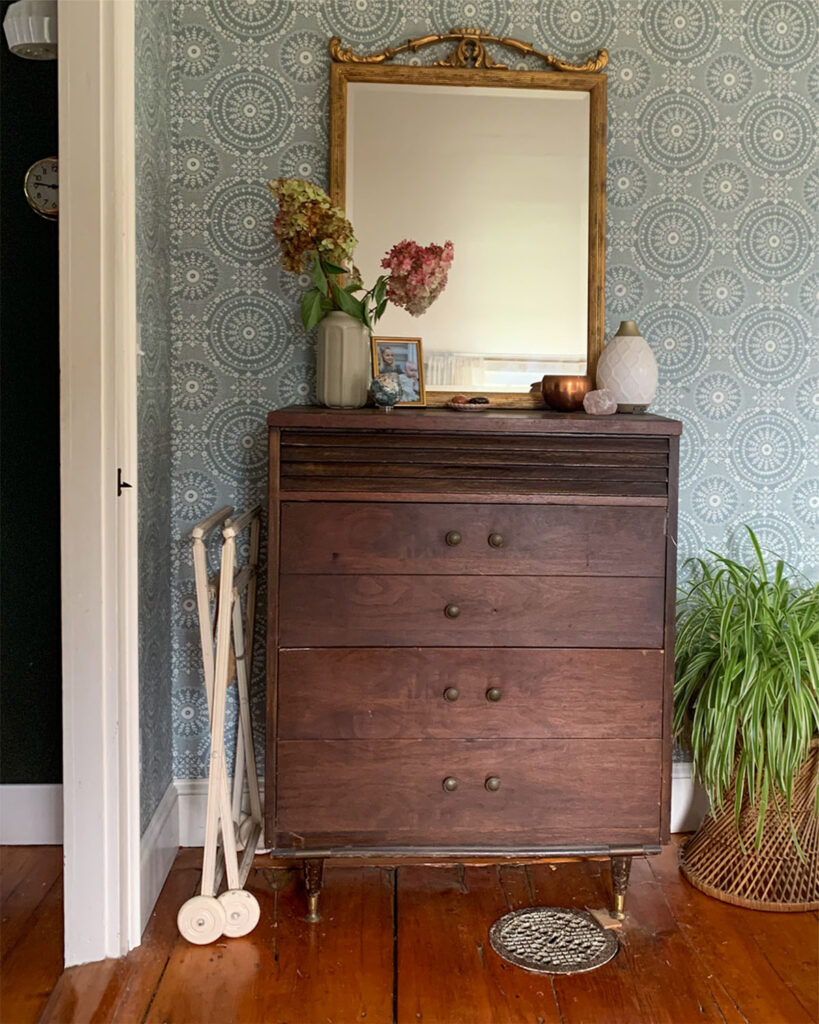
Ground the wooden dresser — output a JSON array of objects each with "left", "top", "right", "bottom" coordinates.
[{"left": 266, "top": 406, "right": 681, "bottom": 920}]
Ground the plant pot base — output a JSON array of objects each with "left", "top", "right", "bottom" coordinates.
[{"left": 679, "top": 741, "right": 819, "bottom": 912}]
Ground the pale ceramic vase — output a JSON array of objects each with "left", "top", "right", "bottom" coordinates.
[
  {"left": 595, "top": 320, "right": 658, "bottom": 412},
  {"left": 316, "top": 311, "right": 370, "bottom": 409}
]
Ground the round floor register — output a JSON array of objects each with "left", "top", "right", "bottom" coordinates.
[{"left": 489, "top": 907, "right": 618, "bottom": 975}]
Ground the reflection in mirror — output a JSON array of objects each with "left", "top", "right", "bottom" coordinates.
[{"left": 346, "top": 82, "right": 591, "bottom": 392}]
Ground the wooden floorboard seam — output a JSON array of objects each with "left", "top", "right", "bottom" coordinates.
[
  {"left": 137, "top": 949, "right": 172, "bottom": 1024},
  {"left": 549, "top": 975, "right": 566, "bottom": 1024},
  {"left": 1, "top": 848, "right": 62, "bottom": 966},
  {"left": 647, "top": 856, "right": 773, "bottom": 1024},
  {"left": 646, "top": 852, "right": 752, "bottom": 1024},
  {"left": 750, "top": 928, "right": 818, "bottom": 1022}
]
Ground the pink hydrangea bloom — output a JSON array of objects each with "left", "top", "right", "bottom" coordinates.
[{"left": 381, "top": 240, "right": 455, "bottom": 317}]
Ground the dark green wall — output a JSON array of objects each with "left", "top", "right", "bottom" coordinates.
[{"left": 0, "top": 1, "right": 62, "bottom": 783}]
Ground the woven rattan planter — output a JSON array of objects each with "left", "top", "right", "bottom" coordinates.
[{"left": 680, "top": 740, "right": 819, "bottom": 912}]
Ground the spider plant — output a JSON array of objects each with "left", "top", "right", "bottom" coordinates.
[{"left": 673, "top": 527, "right": 819, "bottom": 849}]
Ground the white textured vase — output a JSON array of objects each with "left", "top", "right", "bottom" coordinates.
[
  {"left": 316, "top": 311, "right": 370, "bottom": 409},
  {"left": 595, "top": 320, "right": 658, "bottom": 412}
]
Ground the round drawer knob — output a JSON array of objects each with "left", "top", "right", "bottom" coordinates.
[
  {"left": 445, "top": 530, "right": 462, "bottom": 547},
  {"left": 488, "top": 533, "right": 505, "bottom": 548},
  {"left": 485, "top": 776, "right": 501, "bottom": 792},
  {"left": 444, "top": 603, "right": 460, "bottom": 619},
  {"left": 442, "top": 776, "right": 458, "bottom": 793},
  {"left": 443, "top": 686, "right": 460, "bottom": 703},
  {"left": 486, "top": 687, "right": 502, "bottom": 702}
]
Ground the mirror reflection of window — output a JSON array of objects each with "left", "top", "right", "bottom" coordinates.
[{"left": 347, "top": 83, "right": 590, "bottom": 392}]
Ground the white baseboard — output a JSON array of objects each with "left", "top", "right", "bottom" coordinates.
[
  {"left": 176, "top": 777, "right": 210, "bottom": 848},
  {"left": 174, "top": 772, "right": 706, "bottom": 850},
  {"left": 0, "top": 784, "right": 63, "bottom": 844},
  {"left": 140, "top": 781, "right": 179, "bottom": 933},
  {"left": 176, "top": 777, "right": 266, "bottom": 848},
  {"left": 670, "top": 762, "right": 710, "bottom": 833}
]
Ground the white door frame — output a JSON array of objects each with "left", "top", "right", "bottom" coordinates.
[{"left": 58, "top": 0, "right": 140, "bottom": 965}]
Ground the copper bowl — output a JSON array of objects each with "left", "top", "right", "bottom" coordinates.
[{"left": 541, "top": 374, "right": 593, "bottom": 412}]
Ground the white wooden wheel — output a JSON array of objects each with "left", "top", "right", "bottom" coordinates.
[
  {"left": 177, "top": 895, "right": 226, "bottom": 945},
  {"left": 218, "top": 889, "right": 260, "bottom": 938}
]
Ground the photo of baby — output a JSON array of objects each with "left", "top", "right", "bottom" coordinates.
[{"left": 371, "top": 337, "right": 426, "bottom": 406}]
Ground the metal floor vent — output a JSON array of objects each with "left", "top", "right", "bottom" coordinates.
[{"left": 489, "top": 907, "right": 618, "bottom": 975}]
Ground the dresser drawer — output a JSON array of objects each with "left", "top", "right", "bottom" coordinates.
[
  {"left": 279, "top": 502, "right": 667, "bottom": 577},
  {"left": 278, "top": 648, "right": 663, "bottom": 740},
  {"left": 278, "top": 574, "right": 665, "bottom": 648},
  {"left": 275, "top": 739, "right": 662, "bottom": 847},
  {"left": 280, "top": 429, "right": 670, "bottom": 498}
]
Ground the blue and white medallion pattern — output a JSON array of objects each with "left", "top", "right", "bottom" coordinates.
[
  {"left": 731, "top": 306, "right": 809, "bottom": 384},
  {"left": 694, "top": 372, "right": 743, "bottom": 421},
  {"left": 173, "top": 360, "right": 220, "bottom": 413},
  {"left": 206, "top": 180, "right": 278, "bottom": 265},
  {"left": 691, "top": 475, "right": 739, "bottom": 524},
  {"left": 606, "top": 265, "right": 645, "bottom": 314},
  {"left": 206, "top": 68, "right": 294, "bottom": 155},
  {"left": 634, "top": 198, "right": 714, "bottom": 279},
  {"left": 606, "top": 50, "right": 651, "bottom": 100},
  {"left": 538, "top": 0, "right": 615, "bottom": 55},
  {"left": 735, "top": 200, "right": 813, "bottom": 282},
  {"left": 207, "top": 0, "right": 294, "bottom": 41},
  {"left": 705, "top": 53, "right": 752, "bottom": 104},
  {"left": 744, "top": 1, "right": 817, "bottom": 69},
  {"left": 730, "top": 412, "right": 807, "bottom": 488},
  {"left": 640, "top": 303, "right": 710, "bottom": 382},
  {"left": 175, "top": 24, "right": 221, "bottom": 78},
  {"left": 640, "top": 0, "right": 719, "bottom": 62},
  {"left": 279, "top": 31, "right": 327, "bottom": 84},
  {"left": 701, "top": 160, "right": 750, "bottom": 210},
  {"left": 740, "top": 94, "right": 815, "bottom": 176},
  {"left": 443, "top": 0, "right": 511, "bottom": 37},
  {"left": 607, "top": 157, "right": 647, "bottom": 208},
  {"left": 792, "top": 479, "right": 819, "bottom": 528},
  {"left": 148, "top": 0, "right": 819, "bottom": 782},
  {"left": 319, "top": 0, "right": 402, "bottom": 48},
  {"left": 637, "top": 90, "right": 716, "bottom": 171},
  {"left": 206, "top": 291, "right": 290, "bottom": 373},
  {"left": 698, "top": 268, "right": 745, "bottom": 317}
]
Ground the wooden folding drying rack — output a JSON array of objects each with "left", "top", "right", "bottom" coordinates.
[{"left": 176, "top": 505, "right": 264, "bottom": 944}]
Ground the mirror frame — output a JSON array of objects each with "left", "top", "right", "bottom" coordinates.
[{"left": 329, "top": 30, "right": 608, "bottom": 408}]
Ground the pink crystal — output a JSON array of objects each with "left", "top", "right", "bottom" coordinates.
[{"left": 583, "top": 389, "right": 618, "bottom": 416}]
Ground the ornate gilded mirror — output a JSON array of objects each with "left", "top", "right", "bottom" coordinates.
[{"left": 329, "top": 29, "right": 608, "bottom": 407}]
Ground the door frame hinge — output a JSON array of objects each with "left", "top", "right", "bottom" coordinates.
[{"left": 117, "top": 468, "right": 132, "bottom": 497}]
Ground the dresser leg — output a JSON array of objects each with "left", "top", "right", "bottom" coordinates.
[
  {"left": 304, "top": 858, "right": 324, "bottom": 923},
  {"left": 610, "top": 855, "right": 632, "bottom": 920}
]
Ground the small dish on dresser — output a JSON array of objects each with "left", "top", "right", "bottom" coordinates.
[{"left": 446, "top": 396, "right": 491, "bottom": 412}]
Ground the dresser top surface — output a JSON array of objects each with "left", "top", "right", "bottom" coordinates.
[{"left": 267, "top": 406, "right": 682, "bottom": 436}]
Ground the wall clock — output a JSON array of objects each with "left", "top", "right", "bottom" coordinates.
[{"left": 23, "top": 156, "right": 58, "bottom": 220}]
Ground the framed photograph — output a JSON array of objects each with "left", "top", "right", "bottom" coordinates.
[{"left": 371, "top": 337, "right": 426, "bottom": 407}]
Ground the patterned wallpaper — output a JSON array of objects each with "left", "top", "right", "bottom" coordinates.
[
  {"left": 161, "top": 0, "right": 817, "bottom": 781},
  {"left": 136, "top": 0, "right": 174, "bottom": 831}
]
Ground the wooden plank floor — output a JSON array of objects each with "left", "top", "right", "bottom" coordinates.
[{"left": 1, "top": 839, "right": 816, "bottom": 1024}]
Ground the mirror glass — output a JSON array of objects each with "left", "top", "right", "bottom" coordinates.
[{"left": 346, "top": 81, "right": 591, "bottom": 393}]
